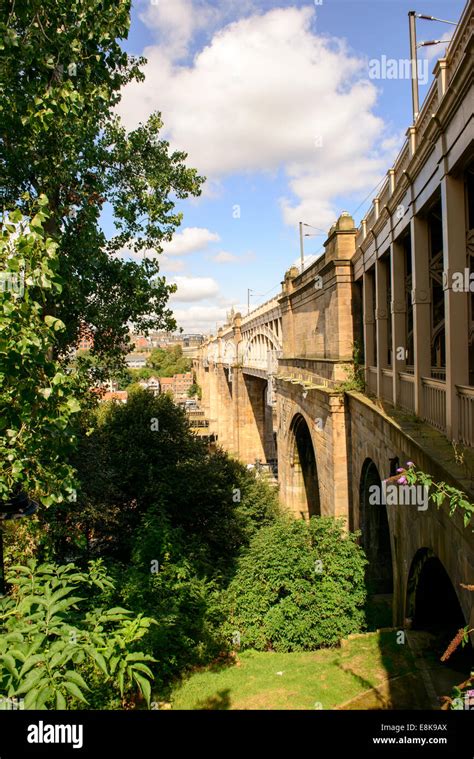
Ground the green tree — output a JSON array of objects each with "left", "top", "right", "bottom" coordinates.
[
  {"left": 1, "top": 0, "right": 204, "bottom": 378},
  {"left": 0, "top": 201, "right": 86, "bottom": 504},
  {"left": 147, "top": 345, "right": 192, "bottom": 377},
  {"left": 188, "top": 382, "right": 202, "bottom": 400},
  {"left": 222, "top": 517, "right": 367, "bottom": 652}
]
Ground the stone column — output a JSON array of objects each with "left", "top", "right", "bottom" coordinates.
[
  {"left": 391, "top": 240, "right": 407, "bottom": 405},
  {"left": 441, "top": 173, "right": 469, "bottom": 440},
  {"left": 375, "top": 257, "right": 389, "bottom": 397},
  {"left": 410, "top": 215, "right": 431, "bottom": 416},
  {"left": 363, "top": 271, "right": 376, "bottom": 386},
  {"left": 233, "top": 369, "right": 266, "bottom": 463}
]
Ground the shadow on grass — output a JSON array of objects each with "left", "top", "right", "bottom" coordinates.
[
  {"left": 194, "top": 688, "right": 232, "bottom": 710},
  {"left": 333, "top": 660, "right": 388, "bottom": 709}
]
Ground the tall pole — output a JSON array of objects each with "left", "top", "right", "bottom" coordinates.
[
  {"left": 299, "top": 221, "right": 304, "bottom": 273},
  {"left": 247, "top": 288, "right": 251, "bottom": 315},
  {"left": 409, "top": 11, "right": 420, "bottom": 123}
]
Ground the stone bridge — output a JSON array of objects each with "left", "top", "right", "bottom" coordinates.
[{"left": 194, "top": 2, "right": 474, "bottom": 645}]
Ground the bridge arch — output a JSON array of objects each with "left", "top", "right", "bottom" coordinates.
[
  {"left": 288, "top": 413, "right": 321, "bottom": 519},
  {"left": 406, "top": 548, "right": 466, "bottom": 631},
  {"left": 359, "top": 458, "right": 394, "bottom": 594},
  {"left": 406, "top": 547, "right": 472, "bottom": 669}
]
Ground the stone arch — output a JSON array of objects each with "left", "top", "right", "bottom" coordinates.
[
  {"left": 406, "top": 548, "right": 466, "bottom": 631},
  {"left": 406, "top": 547, "right": 472, "bottom": 668},
  {"left": 359, "top": 458, "right": 394, "bottom": 594},
  {"left": 288, "top": 413, "right": 321, "bottom": 518}
]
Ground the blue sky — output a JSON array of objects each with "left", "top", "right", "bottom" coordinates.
[{"left": 107, "top": 0, "right": 465, "bottom": 334}]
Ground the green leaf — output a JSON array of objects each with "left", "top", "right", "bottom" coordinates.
[
  {"left": 132, "top": 672, "right": 151, "bottom": 706},
  {"left": 44, "top": 315, "right": 66, "bottom": 332},
  {"left": 62, "top": 680, "right": 88, "bottom": 704},
  {"left": 88, "top": 649, "right": 108, "bottom": 676},
  {"left": 64, "top": 670, "right": 90, "bottom": 692},
  {"left": 14, "top": 666, "right": 45, "bottom": 695},
  {"left": 55, "top": 689, "right": 67, "bottom": 710}
]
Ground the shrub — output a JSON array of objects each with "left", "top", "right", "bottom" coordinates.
[
  {"left": 0, "top": 560, "right": 156, "bottom": 709},
  {"left": 221, "top": 516, "right": 367, "bottom": 652}
]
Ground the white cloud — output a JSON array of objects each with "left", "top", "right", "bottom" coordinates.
[
  {"left": 110, "top": 227, "right": 219, "bottom": 265},
  {"left": 170, "top": 275, "right": 219, "bottom": 302},
  {"left": 212, "top": 250, "right": 239, "bottom": 264},
  {"left": 173, "top": 304, "right": 227, "bottom": 334},
  {"left": 162, "top": 226, "right": 220, "bottom": 256},
  {"left": 137, "top": 0, "right": 258, "bottom": 60},
  {"left": 160, "top": 256, "right": 186, "bottom": 273},
  {"left": 118, "top": 6, "right": 398, "bottom": 231}
]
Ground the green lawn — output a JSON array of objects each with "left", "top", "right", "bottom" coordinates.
[{"left": 170, "top": 631, "right": 420, "bottom": 710}]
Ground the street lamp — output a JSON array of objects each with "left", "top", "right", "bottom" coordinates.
[
  {"left": 299, "top": 223, "right": 326, "bottom": 273},
  {"left": 408, "top": 10, "right": 456, "bottom": 123},
  {"left": 0, "top": 493, "right": 38, "bottom": 595}
]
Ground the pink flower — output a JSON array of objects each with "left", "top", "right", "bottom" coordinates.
[
  {"left": 398, "top": 476, "right": 407, "bottom": 485},
  {"left": 396, "top": 467, "right": 404, "bottom": 473},
  {"left": 406, "top": 461, "right": 415, "bottom": 468}
]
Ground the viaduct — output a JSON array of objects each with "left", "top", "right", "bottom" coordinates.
[{"left": 194, "top": 2, "right": 474, "bottom": 641}]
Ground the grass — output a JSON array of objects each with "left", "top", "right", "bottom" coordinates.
[{"left": 170, "top": 631, "right": 419, "bottom": 710}]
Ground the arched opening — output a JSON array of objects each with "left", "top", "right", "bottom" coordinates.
[
  {"left": 359, "top": 459, "right": 393, "bottom": 595},
  {"left": 406, "top": 549, "right": 472, "bottom": 672},
  {"left": 289, "top": 414, "right": 320, "bottom": 518}
]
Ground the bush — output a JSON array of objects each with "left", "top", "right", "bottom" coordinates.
[
  {"left": 221, "top": 516, "right": 367, "bottom": 652},
  {"left": 0, "top": 560, "right": 156, "bottom": 709},
  {"left": 13, "top": 390, "right": 282, "bottom": 689}
]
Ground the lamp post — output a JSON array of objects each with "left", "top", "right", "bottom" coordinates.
[
  {"left": 0, "top": 493, "right": 38, "bottom": 595},
  {"left": 408, "top": 10, "right": 456, "bottom": 124}
]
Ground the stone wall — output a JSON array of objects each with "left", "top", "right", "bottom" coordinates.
[{"left": 347, "top": 391, "right": 474, "bottom": 631}]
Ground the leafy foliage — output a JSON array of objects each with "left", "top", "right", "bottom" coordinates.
[
  {"left": 39, "top": 390, "right": 280, "bottom": 567},
  {"left": 403, "top": 462, "right": 474, "bottom": 530},
  {"left": 0, "top": 560, "right": 156, "bottom": 709},
  {"left": 1, "top": 0, "right": 204, "bottom": 373},
  {"left": 188, "top": 382, "right": 202, "bottom": 399},
  {"left": 221, "top": 517, "right": 367, "bottom": 652},
  {"left": 0, "top": 200, "right": 87, "bottom": 502},
  {"left": 25, "top": 390, "right": 280, "bottom": 686},
  {"left": 146, "top": 345, "right": 192, "bottom": 378}
]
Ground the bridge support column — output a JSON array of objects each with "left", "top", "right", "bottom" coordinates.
[
  {"left": 215, "top": 364, "right": 235, "bottom": 452},
  {"left": 363, "top": 270, "right": 376, "bottom": 381},
  {"left": 375, "top": 257, "right": 390, "bottom": 396},
  {"left": 441, "top": 173, "right": 469, "bottom": 441},
  {"left": 391, "top": 240, "right": 407, "bottom": 405},
  {"left": 233, "top": 368, "right": 267, "bottom": 464},
  {"left": 411, "top": 215, "right": 431, "bottom": 416}
]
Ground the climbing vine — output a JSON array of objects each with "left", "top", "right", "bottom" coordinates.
[{"left": 401, "top": 462, "right": 474, "bottom": 530}]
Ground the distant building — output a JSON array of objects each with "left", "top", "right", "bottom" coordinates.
[
  {"left": 160, "top": 377, "right": 174, "bottom": 396},
  {"left": 174, "top": 372, "right": 194, "bottom": 402},
  {"left": 101, "top": 391, "right": 128, "bottom": 404},
  {"left": 133, "top": 335, "right": 151, "bottom": 351},
  {"left": 125, "top": 353, "right": 148, "bottom": 368},
  {"left": 77, "top": 324, "right": 95, "bottom": 352},
  {"left": 138, "top": 376, "right": 161, "bottom": 396}
]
